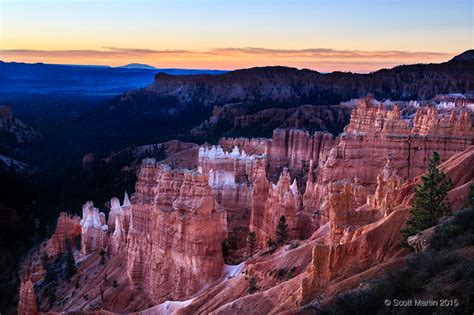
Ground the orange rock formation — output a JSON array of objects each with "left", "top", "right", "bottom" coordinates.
[{"left": 127, "top": 160, "right": 227, "bottom": 302}]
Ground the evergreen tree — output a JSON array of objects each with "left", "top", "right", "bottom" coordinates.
[
  {"left": 401, "top": 151, "right": 453, "bottom": 239},
  {"left": 41, "top": 251, "right": 49, "bottom": 269},
  {"left": 100, "top": 284, "right": 105, "bottom": 302},
  {"left": 247, "top": 275, "right": 258, "bottom": 294},
  {"left": 276, "top": 215, "right": 289, "bottom": 245},
  {"left": 99, "top": 249, "right": 106, "bottom": 265},
  {"left": 221, "top": 240, "right": 229, "bottom": 263},
  {"left": 65, "top": 239, "right": 76, "bottom": 279},
  {"left": 247, "top": 231, "right": 256, "bottom": 258},
  {"left": 468, "top": 183, "right": 474, "bottom": 208},
  {"left": 267, "top": 237, "right": 276, "bottom": 252}
]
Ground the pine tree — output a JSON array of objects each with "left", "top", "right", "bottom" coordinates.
[
  {"left": 100, "top": 249, "right": 106, "bottom": 265},
  {"left": 267, "top": 237, "right": 276, "bottom": 252},
  {"left": 41, "top": 251, "right": 49, "bottom": 269},
  {"left": 65, "top": 239, "right": 76, "bottom": 279},
  {"left": 401, "top": 151, "right": 453, "bottom": 239},
  {"left": 468, "top": 183, "right": 474, "bottom": 208},
  {"left": 276, "top": 215, "right": 289, "bottom": 245},
  {"left": 247, "top": 275, "right": 258, "bottom": 294},
  {"left": 247, "top": 231, "right": 256, "bottom": 258},
  {"left": 221, "top": 240, "right": 229, "bottom": 263}
]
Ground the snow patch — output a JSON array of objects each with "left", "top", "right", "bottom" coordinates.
[
  {"left": 223, "top": 262, "right": 245, "bottom": 278},
  {"left": 142, "top": 298, "right": 195, "bottom": 315}
]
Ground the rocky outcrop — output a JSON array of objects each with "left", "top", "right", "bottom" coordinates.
[
  {"left": 251, "top": 168, "right": 300, "bottom": 247},
  {"left": 266, "top": 129, "right": 335, "bottom": 178},
  {"left": 17, "top": 279, "right": 38, "bottom": 315},
  {"left": 327, "top": 180, "right": 371, "bottom": 243},
  {"left": 219, "top": 137, "right": 269, "bottom": 155},
  {"left": 368, "top": 159, "right": 404, "bottom": 213},
  {"left": 198, "top": 145, "right": 262, "bottom": 249},
  {"left": 16, "top": 91, "right": 474, "bottom": 314},
  {"left": 198, "top": 144, "right": 261, "bottom": 183},
  {"left": 46, "top": 213, "right": 81, "bottom": 258},
  {"left": 80, "top": 201, "right": 108, "bottom": 255},
  {"left": 127, "top": 160, "right": 227, "bottom": 302},
  {"left": 248, "top": 158, "right": 271, "bottom": 247},
  {"left": 208, "top": 169, "right": 252, "bottom": 249},
  {"left": 302, "top": 99, "right": 473, "bottom": 230},
  {"left": 412, "top": 107, "right": 473, "bottom": 136},
  {"left": 407, "top": 226, "right": 437, "bottom": 252},
  {"left": 122, "top": 191, "right": 132, "bottom": 232},
  {"left": 107, "top": 197, "right": 124, "bottom": 231},
  {"left": 300, "top": 145, "right": 474, "bottom": 303},
  {"left": 109, "top": 214, "right": 126, "bottom": 255}
]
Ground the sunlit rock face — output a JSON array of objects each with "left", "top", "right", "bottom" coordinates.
[
  {"left": 266, "top": 129, "right": 335, "bottom": 178},
  {"left": 107, "top": 197, "right": 124, "bottom": 231},
  {"left": 249, "top": 167, "right": 300, "bottom": 248},
  {"left": 109, "top": 213, "right": 126, "bottom": 256},
  {"left": 127, "top": 159, "right": 227, "bottom": 302},
  {"left": 122, "top": 191, "right": 132, "bottom": 232},
  {"left": 80, "top": 201, "right": 108, "bottom": 255},
  {"left": 300, "top": 145, "right": 474, "bottom": 303},
  {"left": 208, "top": 169, "right": 252, "bottom": 249},
  {"left": 198, "top": 144, "right": 260, "bottom": 182},
  {"left": 248, "top": 158, "right": 270, "bottom": 248},
  {"left": 198, "top": 144, "right": 260, "bottom": 249},
  {"left": 302, "top": 98, "right": 474, "bottom": 231}
]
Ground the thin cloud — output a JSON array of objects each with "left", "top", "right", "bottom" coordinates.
[
  {"left": 0, "top": 47, "right": 454, "bottom": 72},
  {"left": 209, "top": 47, "right": 451, "bottom": 59}
]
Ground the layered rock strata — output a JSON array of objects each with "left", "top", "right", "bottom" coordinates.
[
  {"left": 219, "top": 137, "right": 269, "bottom": 155},
  {"left": 248, "top": 158, "right": 271, "bottom": 248},
  {"left": 17, "top": 279, "right": 38, "bottom": 315},
  {"left": 266, "top": 129, "right": 335, "bottom": 178},
  {"left": 107, "top": 197, "right": 124, "bottom": 231},
  {"left": 46, "top": 212, "right": 81, "bottom": 258},
  {"left": 198, "top": 144, "right": 262, "bottom": 183},
  {"left": 300, "top": 145, "right": 474, "bottom": 302},
  {"left": 127, "top": 160, "right": 227, "bottom": 302},
  {"left": 302, "top": 99, "right": 474, "bottom": 230},
  {"left": 198, "top": 145, "right": 261, "bottom": 249},
  {"left": 208, "top": 169, "right": 252, "bottom": 249},
  {"left": 250, "top": 167, "right": 300, "bottom": 248},
  {"left": 122, "top": 192, "right": 132, "bottom": 232},
  {"left": 80, "top": 201, "right": 108, "bottom": 255}
]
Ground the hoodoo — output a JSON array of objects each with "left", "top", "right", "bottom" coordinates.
[
  {"left": 15, "top": 96, "right": 474, "bottom": 314},
  {"left": 126, "top": 161, "right": 227, "bottom": 302}
]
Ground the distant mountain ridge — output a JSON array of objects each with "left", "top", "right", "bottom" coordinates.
[
  {"left": 118, "top": 63, "right": 157, "bottom": 69},
  {"left": 0, "top": 61, "right": 227, "bottom": 95},
  {"left": 77, "top": 50, "right": 474, "bottom": 150},
  {"left": 450, "top": 49, "right": 474, "bottom": 62}
]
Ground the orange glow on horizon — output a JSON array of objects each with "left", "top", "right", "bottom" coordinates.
[{"left": 0, "top": 47, "right": 455, "bottom": 73}]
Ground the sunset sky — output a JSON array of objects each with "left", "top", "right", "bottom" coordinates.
[{"left": 0, "top": 0, "right": 472, "bottom": 72}]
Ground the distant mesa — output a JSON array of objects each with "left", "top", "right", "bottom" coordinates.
[
  {"left": 450, "top": 49, "right": 474, "bottom": 62},
  {"left": 118, "top": 63, "right": 157, "bottom": 69}
]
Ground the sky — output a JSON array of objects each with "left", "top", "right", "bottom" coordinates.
[{"left": 0, "top": 0, "right": 472, "bottom": 72}]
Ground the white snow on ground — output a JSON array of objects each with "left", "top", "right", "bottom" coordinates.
[
  {"left": 141, "top": 298, "right": 195, "bottom": 315},
  {"left": 140, "top": 263, "right": 245, "bottom": 314},
  {"left": 223, "top": 262, "right": 246, "bottom": 278}
]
